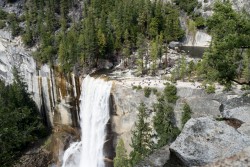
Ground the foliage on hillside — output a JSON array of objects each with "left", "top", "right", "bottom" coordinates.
[
  {"left": 0, "top": 68, "right": 47, "bottom": 167},
  {"left": 198, "top": 1, "right": 250, "bottom": 88},
  {"left": 114, "top": 84, "right": 181, "bottom": 166},
  {"left": 114, "top": 139, "right": 128, "bottom": 167},
  {"left": 20, "top": 0, "right": 185, "bottom": 73},
  {"left": 153, "top": 83, "right": 180, "bottom": 148},
  {"left": 181, "top": 103, "right": 192, "bottom": 128},
  {"left": 174, "top": 0, "right": 199, "bottom": 15}
]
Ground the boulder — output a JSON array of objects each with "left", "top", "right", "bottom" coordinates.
[
  {"left": 169, "top": 41, "right": 181, "bottom": 49},
  {"left": 170, "top": 117, "right": 250, "bottom": 166},
  {"left": 177, "top": 87, "right": 206, "bottom": 98},
  {"left": 238, "top": 123, "right": 250, "bottom": 137},
  {"left": 204, "top": 146, "right": 250, "bottom": 167},
  {"left": 136, "top": 145, "right": 170, "bottom": 167},
  {"left": 220, "top": 96, "right": 250, "bottom": 123},
  {"left": 0, "top": 0, "right": 5, "bottom": 7}
]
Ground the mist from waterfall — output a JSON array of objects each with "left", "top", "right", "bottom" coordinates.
[{"left": 62, "top": 75, "right": 112, "bottom": 167}]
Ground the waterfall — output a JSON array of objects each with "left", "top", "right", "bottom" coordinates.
[{"left": 62, "top": 75, "right": 112, "bottom": 167}]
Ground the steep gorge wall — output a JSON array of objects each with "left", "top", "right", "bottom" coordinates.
[
  {"left": 110, "top": 81, "right": 249, "bottom": 154},
  {"left": 0, "top": 30, "right": 80, "bottom": 128},
  {"left": 111, "top": 82, "right": 158, "bottom": 153}
]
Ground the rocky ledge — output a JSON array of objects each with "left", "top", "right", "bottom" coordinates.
[{"left": 170, "top": 117, "right": 250, "bottom": 166}]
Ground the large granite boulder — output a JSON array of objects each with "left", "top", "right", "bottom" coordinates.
[
  {"left": 220, "top": 95, "right": 250, "bottom": 123},
  {"left": 174, "top": 87, "right": 222, "bottom": 128},
  {"left": 136, "top": 145, "right": 170, "bottom": 167},
  {"left": 204, "top": 146, "right": 250, "bottom": 167},
  {"left": 170, "top": 117, "right": 250, "bottom": 166},
  {"left": 169, "top": 41, "right": 181, "bottom": 49}
]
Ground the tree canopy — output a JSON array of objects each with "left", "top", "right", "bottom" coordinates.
[
  {"left": 199, "top": 1, "right": 250, "bottom": 87},
  {"left": 20, "top": 0, "right": 185, "bottom": 73},
  {"left": 0, "top": 68, "right": 47, "bottom": 167}
]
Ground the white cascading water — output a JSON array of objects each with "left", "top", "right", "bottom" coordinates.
[{"left": 62, "top": 75, "right": 112, "bottom": 167}]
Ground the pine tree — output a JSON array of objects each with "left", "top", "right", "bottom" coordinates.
[
  {"left": 122, "top": 29, "right": 131, "bottom": 67},
  {"left": 136, "top": 33, "right": 146, "bottom": 75},
  {"left": 0, "top": 68, "right": 47, "bottom": 167},
  {"left": 7, "top": 13, "right": 20, "bottom": 37},
  {"left": 181, "top": 103, "right": 192, "bottom": 128},
  {"left": 153, "top": 84, "right": 180, "bottom": 148},
  {"left": 150, "top": 39, "right": 158, "bottom": 75},
  {"left": 23, "top": 6, "right": 33, "bottom": 46},
  {"left": 114, "top": 139, "right": 128, "bottom": 167},
  {"left": 242, "top": 50, "right": 250, "bottom": 83},
  {"left": 97, "top": 28, "right": 107, "bottom": 58},
  {"left": 180, "top": 55, "right": 187, "bottom": 81},
  {"left": 149, "top": 17, "right": 158, "bottom": 38},
  {"left": 130, "top": 103, "right": 153, "bottom": 166}
]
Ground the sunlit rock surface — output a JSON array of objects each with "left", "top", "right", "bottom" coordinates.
[
  {"left": 0, "top": 30, "right": 80, "bottom": 127},
  {"left": 170, "top": 117, "right": 250, "bottom": 166}
]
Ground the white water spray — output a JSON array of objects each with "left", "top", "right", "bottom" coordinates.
[{"left": 62, "top": 75, "right": 112, "bottom": 167}]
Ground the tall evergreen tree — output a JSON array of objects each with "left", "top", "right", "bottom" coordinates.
[
  {"left": 136, "top": 33, "right": 147, "bottom": 75},
  {"left": 130, "top": 103, "right": 153, "bottom": 166},
  {"left": 114, "top": 139, "right": 128, "bottom": 167},
  {"left": 153, "top": 84, "right": 180, "bottom": 148}
]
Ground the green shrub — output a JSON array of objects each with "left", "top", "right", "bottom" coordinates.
[
  {"left": 152, "top": 88, "right": 158, "bottom": 95},
  {"left": 241, "top": 85, "right": 250, "bottom": 90},
  {"left": 174, "top": 0, "right": 199, "bottom": 14},
  {"left": 164, "top": 84, "right": 178, "bottom": 103},
  {"left": 187, "top": 19, "right": 197, "bottom": 35},
  {"left": 0, "top": 20, "right": 5, "bottom": 29},
  {"left": 205, "top": 84, "right": 215, "bottom": 94},
  {"left": 7, "top": 13, "right": 21, "bottom": 37},
  {"left": 181, "top": 103, "right": 192, "bottom": 128},
  {"left": 144, "top": 87, "right": 152, "bottom": 98},
  {"left": 194, "top": 16, "right": 206, "bottom": 28},
  {"left": 133, "top": 85, "right": 143, "bottom": 90},
  {"left": 0, "top": 9, "right": 8, "bottom": 20},
  {"left": 114, "top": 139, "right": 128, "bottom": 167}
]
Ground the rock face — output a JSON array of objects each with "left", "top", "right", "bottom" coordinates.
[
  {"left": 181, "top": 0, "right": 250, "bottom": 47},
  {"left": 174, "top": 86, "right": 221, "bottom": 128},
  {"left": 0, "top": 30, "right": 55, "bottom": 127},
  {"left": 0, "top": 30, "right": 80, "bottom": 127},
  {"left": 136, "top": 145, "right": 170, "bottom": 167},
  {"left": 197, "top": 0, "right": 250, "bottom": 18},
  {"left": 204, "top": 146, "right": 250, "bottom": 167},
  {"left": 170, "top": 117, "right": 250, "bottom": 166},
  {"left": 0, "top": 0, "right": 25, "bottom": 15},
  {"left": 169, "top": 41, "right": 181, "bottom": 49},
  {"left": 13, "top": 148, "right": 52, "bottom": 167},
  {"left": 179, "top": 11, "right": 212, "bottom": 47},
  {"left": 111, "top": 82, "right": 158, "bottom": 153},
  {"left": 220, "top": 95, "right": 250, "bottom": 123},
  {"left": 183, "top": 30, "right": 212, "bottom": 47}
]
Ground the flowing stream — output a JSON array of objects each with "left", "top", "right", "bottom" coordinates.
[{"left": 62, "top": 75, "right": 112, "bottom": 167}]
